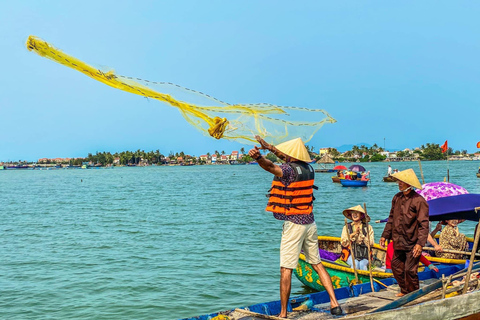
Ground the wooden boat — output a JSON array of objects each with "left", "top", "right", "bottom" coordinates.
[
  {"left": 184, "top": 263, "right": 480, "bottom": 320},
  {"left": 383, "top": 175, "right": 396, "bottom": 182},
  {"left": 477, "top": 173, "right": 480, "bottom": 178},
  {"left": 331, "top": 176, "right": 341, "bottom": 183},
  {"left": 315, "top": 168, "right": 335, "bottom": 173},
  {"left": 294, "top": 236, "right": 390, "bottom": 291},
  {"left": 340, "top": 179, "right": 369, "bottom": 187},
  {"left": 294, "top": 236, "right": 475, "bottom": 292}
]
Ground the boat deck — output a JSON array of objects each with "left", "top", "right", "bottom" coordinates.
[{"left": 230, "top": 279, "right": 443, "bottom": 320}]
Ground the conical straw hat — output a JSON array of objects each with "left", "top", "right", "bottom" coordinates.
[
  {"left": 275, "top": 138, "right": 311, "bottom": 162},
  {"left": 342, "top": 205, "right": 370, "bottom": 223},
  {"left": 391, "top": 168, "right": 423, "bottom": 190}
]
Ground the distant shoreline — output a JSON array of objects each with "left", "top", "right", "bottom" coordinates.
[{"left": 1, "top": 157, "right": 478, "bottom": 171}]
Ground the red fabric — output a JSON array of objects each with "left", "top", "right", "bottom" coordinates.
[
  {"left": 441, "top": 140, "right": 448, "bottom": 153},
  {"left": 386, "top": 241, "right": 431, "bottom": 269}
]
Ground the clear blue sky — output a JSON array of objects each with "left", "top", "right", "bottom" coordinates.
[{"left": 1, "top": 1, "right": 479, "bottom": 161}]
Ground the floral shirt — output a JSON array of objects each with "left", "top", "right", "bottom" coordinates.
[
  {"left": 438, "top": 225, "right": 467, "bottom": 259},
  {"left": 272, "top": 163, "right": 315, "bottom": 225}
]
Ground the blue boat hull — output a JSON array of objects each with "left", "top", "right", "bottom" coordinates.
[
  {"left": 340, "top": 179, "right": 369, "bottom": 187},
  {"left": 182, "top": 264, "right": 464, "bottom": 320}
]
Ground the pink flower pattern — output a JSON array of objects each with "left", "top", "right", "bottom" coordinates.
[{"left": 416, "top": 182, "right": 468, "bottom": 201}]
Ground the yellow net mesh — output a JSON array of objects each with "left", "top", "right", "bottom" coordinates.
[{"left": 26, "top": 35, "right": 336, "bottom": 145}]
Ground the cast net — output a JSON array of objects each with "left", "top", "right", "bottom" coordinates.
[{"left": 26, "top": 35, "right": 336, "bottom": 145}]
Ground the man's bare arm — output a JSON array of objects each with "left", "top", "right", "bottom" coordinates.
[
  {"left": 248, "top": 145, "right": 283, "bottom": 177},
  {"left": 255, "top": 135, "right": 288, "bottom": 162}
]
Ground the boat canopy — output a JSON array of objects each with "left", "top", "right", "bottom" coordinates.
[
  {"left": 428, "top": 194, "right": 480, "bottom": 221},
  {"left": 378, "top": 194, "right": 480, "bottom": 223},
  {"left": 349, "top": 164, "right": 366, "bottom": 172}
]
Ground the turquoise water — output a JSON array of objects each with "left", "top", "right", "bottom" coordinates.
[{"left": 1, "top": 161, "right": 480, "bottom": 319}]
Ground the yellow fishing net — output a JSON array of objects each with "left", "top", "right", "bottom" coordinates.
[{"left": 26, "top": 35, "right": 336, "bottom": 145}]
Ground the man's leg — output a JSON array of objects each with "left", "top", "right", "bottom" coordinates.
[
  {"left": 279, "top": 267, "right": 292, "bottom": 318},
  {"left": 279, "top": 221, "right": 306, "bottom": 317},
  {"left": 404, "top": 251, "right": 421, "bottom": 293},
  {"left": 303, "top": 223, "right": 340, "bottom": 310},
  {"left": 391, "top": 250, "right": 407, "bottom": 295},
  {"left": 311, "top": 263, "right": 340, "bottom": 308}
]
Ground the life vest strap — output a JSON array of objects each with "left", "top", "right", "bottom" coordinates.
[
  {"left": 266, "top": 193, "right": 313, "bottom": 200},
  {"left": 271, "top": 185, "right": 313, "bottom": 192},
  {"left": 267, "top": 201, "right": 313, "bottom": 209}
]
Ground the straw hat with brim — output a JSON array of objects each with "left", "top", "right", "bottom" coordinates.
[
  {"left": 343, "top": 205, "right": 370, "bottom": 223},
  {"left": 275, "top": 138, "right": 311, "bottom": 162},
  {"left": 391, "top": 168, "right": 423, "bottom": 190}
]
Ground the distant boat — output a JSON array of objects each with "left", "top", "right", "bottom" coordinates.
[
  {"left": 340, "top": 179, "right": 369, "bottom": 187},
  {"left": 383, "top": 175, "right": 396, "bottom": 182},
  {"left": 229, "top": 160, "right": 246, "bottom": 165},
  {"left": 331, "top": 176, "right": 341, "bottom": 183},
  {"left": 5, "top": 165, "right": 33, "bottom": 170}
]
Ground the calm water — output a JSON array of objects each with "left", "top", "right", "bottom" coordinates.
[{"left": 1, "top": 161, "right": 480, "bottom": 319}]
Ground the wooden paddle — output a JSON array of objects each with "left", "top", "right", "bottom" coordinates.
[
  {"left": 344, "top": 217, "right": 359, "bottom": 284},
  {"left": 418, "top": 159, "right": 425, "bottom": 184},
  {"left": 422, "top": 247, "right": 480, "bottom": 258},
  {"left": 364, "top": 203, "right": 375, "bottom": 292},
  {"left": 462, "top": 211, "right": 480, "bottom": 294}
]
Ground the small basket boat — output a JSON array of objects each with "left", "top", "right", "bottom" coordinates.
[{"left": 340, "top": 179, "right": 369, "bottom": 187}]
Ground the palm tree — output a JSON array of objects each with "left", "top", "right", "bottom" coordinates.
[{"left": 352, "top": 145, "right": 360, "bottom": 156}]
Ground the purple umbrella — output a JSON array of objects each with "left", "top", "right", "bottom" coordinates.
[
  {"left": 377, "top": 182, "right": 470, "bottom": 223},
  {"left": 416, "top": 182, "right": 469, "bottom": 201},
  {"left": 348, "top": 164, "right": 366, "bottom": 172}
]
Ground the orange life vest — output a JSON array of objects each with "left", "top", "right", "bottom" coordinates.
[{"left": 266, "top": 162, "right": 317, "bottom": 215}]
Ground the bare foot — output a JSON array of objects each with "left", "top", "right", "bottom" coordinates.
[{"left": 395, "top": 292, "right": 405, "bottom": 297}]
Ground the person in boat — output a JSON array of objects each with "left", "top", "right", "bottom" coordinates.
[
  {"left": 340, "top": 205, "right": 374, "bottom": 270},
  {"left": 385, "top": 241, "right": 439, "bottom": 273},
  {"left": 351, "top": 171, "right": 358, "bottom": 180},
  {"left": 248, "top": 136, "right": 342, "bottom": 317},
  {"left": 337, "top": 170, "right": 345, "bottom": 179},
  {"left": 379, "top": 169, "right": 429, "bottom": 297},
  {"left": 387, "top": 165, "right": 392, "bottom": 176},
  {"left": 430, "top": 220, "right": 447, "bottom": 239},
  {"left": 437, "top": 219, "right": 468, "bottom": 260},
  {"left": 360, "top": 171, "right": 370, "bottom": 181}
]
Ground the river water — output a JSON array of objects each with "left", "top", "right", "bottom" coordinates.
[{"left": 1, "top": 161, "right": 480, "bottom": 319}]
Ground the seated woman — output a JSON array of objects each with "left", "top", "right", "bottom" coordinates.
[
  {"left": 340, "top": 205, "right": 374, "bottom": 270},
  {"left": 437, "top": 219, "right": 467, "bottom": 259}
]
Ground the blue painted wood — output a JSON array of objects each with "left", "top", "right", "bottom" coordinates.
[
  {"left": 340, "top": 179, "right": 368, "bottom": 187},
  {"left": 181, "top": 264, "right": 464, "bottom": 320}
]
